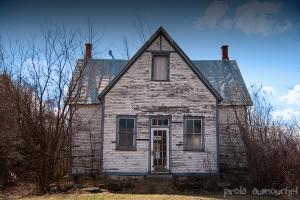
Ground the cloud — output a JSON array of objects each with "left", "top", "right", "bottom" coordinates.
[
  {"left": 194, "top": 0, "right": 292, "bottom": 36},
  {"left": 273, "top": 108, "right": 299, "bottom": 120},
  {"left": 221, "top": 18, "right": 233, "bottom": 30},
  {"left": 280, "top": 85, "right": 300, "bottom": 105},
  {"left": 194, "top": 0, "right": 229, "bottom": 30},
  {"left": 234, "top": 1, "right": 292, "bottom": 36}
]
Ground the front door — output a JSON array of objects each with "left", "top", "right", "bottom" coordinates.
[{"left": 151, "top": 128, "right": 169, "bottom": 172}]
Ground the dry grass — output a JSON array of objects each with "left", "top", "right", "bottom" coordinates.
[{"left": 7, "top": 192, "right": 288, "bottom": 200}]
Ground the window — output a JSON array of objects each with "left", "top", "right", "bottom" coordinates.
[
  {"left": 152, "top": 55, "right": 169, "bottom": 81},
  {"left": 117, "top": 116, "right": 136, "bottom": 150},
  {"left": 151, "top": 118, "right": 169, "bottom": 126},
  {"left": 184, "top": 117, "right": 204, "bottom": 151}
]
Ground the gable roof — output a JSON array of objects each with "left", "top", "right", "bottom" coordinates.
[
  {"left": 97, "top": 27, "right": 223, "bottom": 102},
  {"left": 73, "top": 58, "right": 252, "bottom": 106},
  {"left": 72, "top": 27, "right": 253, "bottom": 106}
]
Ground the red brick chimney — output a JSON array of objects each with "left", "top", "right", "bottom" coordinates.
[
  {"left": 221, "top": 45, "right": 229, "bottom": 61},
  {"left": 84, "top": 43, "right": 92, "bottom": 62}
]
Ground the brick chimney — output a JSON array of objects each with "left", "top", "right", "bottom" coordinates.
[
  {"left": 84, "top": 43, "right": 92, "bottom": 62},
  {"left": 221, "top": 45, "right": 229, "bottom": 61}
]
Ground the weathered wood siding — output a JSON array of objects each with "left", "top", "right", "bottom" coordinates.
[
  {"left": 103, "top": 34, "right": 218, "bottom": 174},
  {"left": 71, "top": 104, "right": 101, "bottom": 175},
  {"left": 218, "top": 106, "right": 247, "bottom": 170}
]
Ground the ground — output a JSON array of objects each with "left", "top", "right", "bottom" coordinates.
[
  {"left": 1, "top": 178, "right": 298, "bottom": 200},
  {"left": 6, "top": 192, "right": 285, "bottom": 200}
]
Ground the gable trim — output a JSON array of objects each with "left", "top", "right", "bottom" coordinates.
[{"left": 98, "top": 26, "right": 222, "bottom": 102}]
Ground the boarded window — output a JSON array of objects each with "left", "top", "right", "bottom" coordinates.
[
  {"left": 184, "top": 117, "right": 204, "bottom": 151},
  {"left": 117, "top": 116, "right": 136, "bottom": 150},
  {"left": 152, "top": 55, "right": 169, "bottom": 81}
]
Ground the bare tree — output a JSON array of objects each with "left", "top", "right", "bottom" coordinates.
[
  {"left": 123, "top": 37, "right": 130, "bottom": 60},
  {"left": 134, "top": 16, "right": 152, "bottom": 45},
  {"left": 0, "top": 23, "right": 90, "bottom": 192},
  {"left": 229, "top": 86, "right": 300, "bottom": 188}
]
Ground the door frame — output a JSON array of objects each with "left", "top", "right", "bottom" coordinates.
[{"left": 150, "top": 127, "right": 170, "bottom": 172}]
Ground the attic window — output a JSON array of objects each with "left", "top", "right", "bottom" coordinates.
[{"left": 152, "top": 55, "right": 169, "bottom": 81}]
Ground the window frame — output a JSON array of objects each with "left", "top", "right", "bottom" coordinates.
[
  {"left": 183, "top": 116, "right": 205, "bottom": 152},
  {"left": 151, "top": 53, "right": 170, "bottom": 81},
  {"left": 116, "top": 115, "right": 137, "bottom": 151}
]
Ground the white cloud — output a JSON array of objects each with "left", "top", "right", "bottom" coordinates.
[
  {"left": 194, "top": 1, "right": 292, "bottom": 36},
  {"left": 194, "top": 0, "right": 229, "bottom": 30},
  {"left": 280, "top": 85, "right": 300, "bottom": 105},
  {"left": 234, "top": 1, "right": 291, "bottom": 36},
  {"left": 273, "top": 108, "right": 299, "bottom": 120},
  {"left": 262, "top": 86, "right": 276, "bottom": 95}
]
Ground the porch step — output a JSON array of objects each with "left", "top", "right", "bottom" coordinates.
[{"left": 146, "top": 173, "right": 174, "bottom": 180}]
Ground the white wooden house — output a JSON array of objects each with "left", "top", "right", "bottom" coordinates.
[{"left": 70, "top": 27, "right": 252, "bottom": 177}]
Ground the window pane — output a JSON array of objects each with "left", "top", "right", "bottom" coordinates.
[
  {"left": 193, "top": 134, "right": 202, "bottom": 150},
  {"left": 127, "top": 133, "right": 134, "bottom": 147},
  {"left": 119, "top": 133, "right": 127, "bottom": 147},
  {"left": 194, "top": 120, "right": 202, "bottom": 133},
  {"left": 153, "top": 56, "right": 168, "bottom": 80},
  {"left": 186, "top": 120, "right": 193, "bottom": 133},
  {"left": 185, "top": 134, "right": 193, "bottom": 149},
  {"left": 119, "top": 119, "right": 126, "bottom": 132},
  {"left": 163, "top": 119, "right": 168, "bottom": 126},
  {"left": 126, "top": 119, "right": 134, "bottom": 132},
  {"left": 152, "top": 119, "right": 157, "bottom": 126},
  {"left": 157, "top": 119, "right": 162, "bottom": 126}
]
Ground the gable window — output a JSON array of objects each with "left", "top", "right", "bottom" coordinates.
[
  {"left": 152, "top": 55, "right": 169, "bottom": 81},
  {"left": 116, "top": 115, "right": 137, "bottom": 150},
  {"left": 184, "top": 117, "right": 204, "bottom": 151}
]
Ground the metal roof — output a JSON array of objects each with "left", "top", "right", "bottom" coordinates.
[{"left": 73, "top": 58, "right": 252, "bottom": 106}]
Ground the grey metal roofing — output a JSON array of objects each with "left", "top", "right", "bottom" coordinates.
[{"left": 74, "top": 58, "right": 252, "bottom": 106}]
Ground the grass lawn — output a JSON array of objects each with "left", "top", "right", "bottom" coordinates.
[{"left": 16, "top": 192, "right": 282, "bottom": 200}]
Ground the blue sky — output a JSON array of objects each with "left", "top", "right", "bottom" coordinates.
[{"left": 0, "top": 0, "right": 299, "bottom": 120}]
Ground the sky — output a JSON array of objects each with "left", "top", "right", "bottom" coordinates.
[{"left": 0, "top": 0, "right": 299, "bottom": 120}]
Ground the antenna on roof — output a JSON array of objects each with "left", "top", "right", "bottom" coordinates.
[{"left": 108, "top": 50, "right": 115, "bottom": 60}]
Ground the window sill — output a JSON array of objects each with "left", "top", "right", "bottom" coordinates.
[
  {"left": 116, "top": 147, "right": 137, "bottom": 151},
  {"left": 183, "top": 148, "right": 205, "bottom": 152}
]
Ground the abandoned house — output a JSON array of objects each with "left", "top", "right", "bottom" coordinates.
[{"left": 70, "top": 27, "right": 252, "bottom": 177}]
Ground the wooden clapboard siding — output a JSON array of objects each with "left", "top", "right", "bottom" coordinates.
[
  {"left": 218, "top": 106, "right": 247, "bottom": 170},
  {"left": 102, "top": 36, "right": 218, "bottom": 174},
  {"left": 70, "top": 104, "right": 102, "bottom": 175}
]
